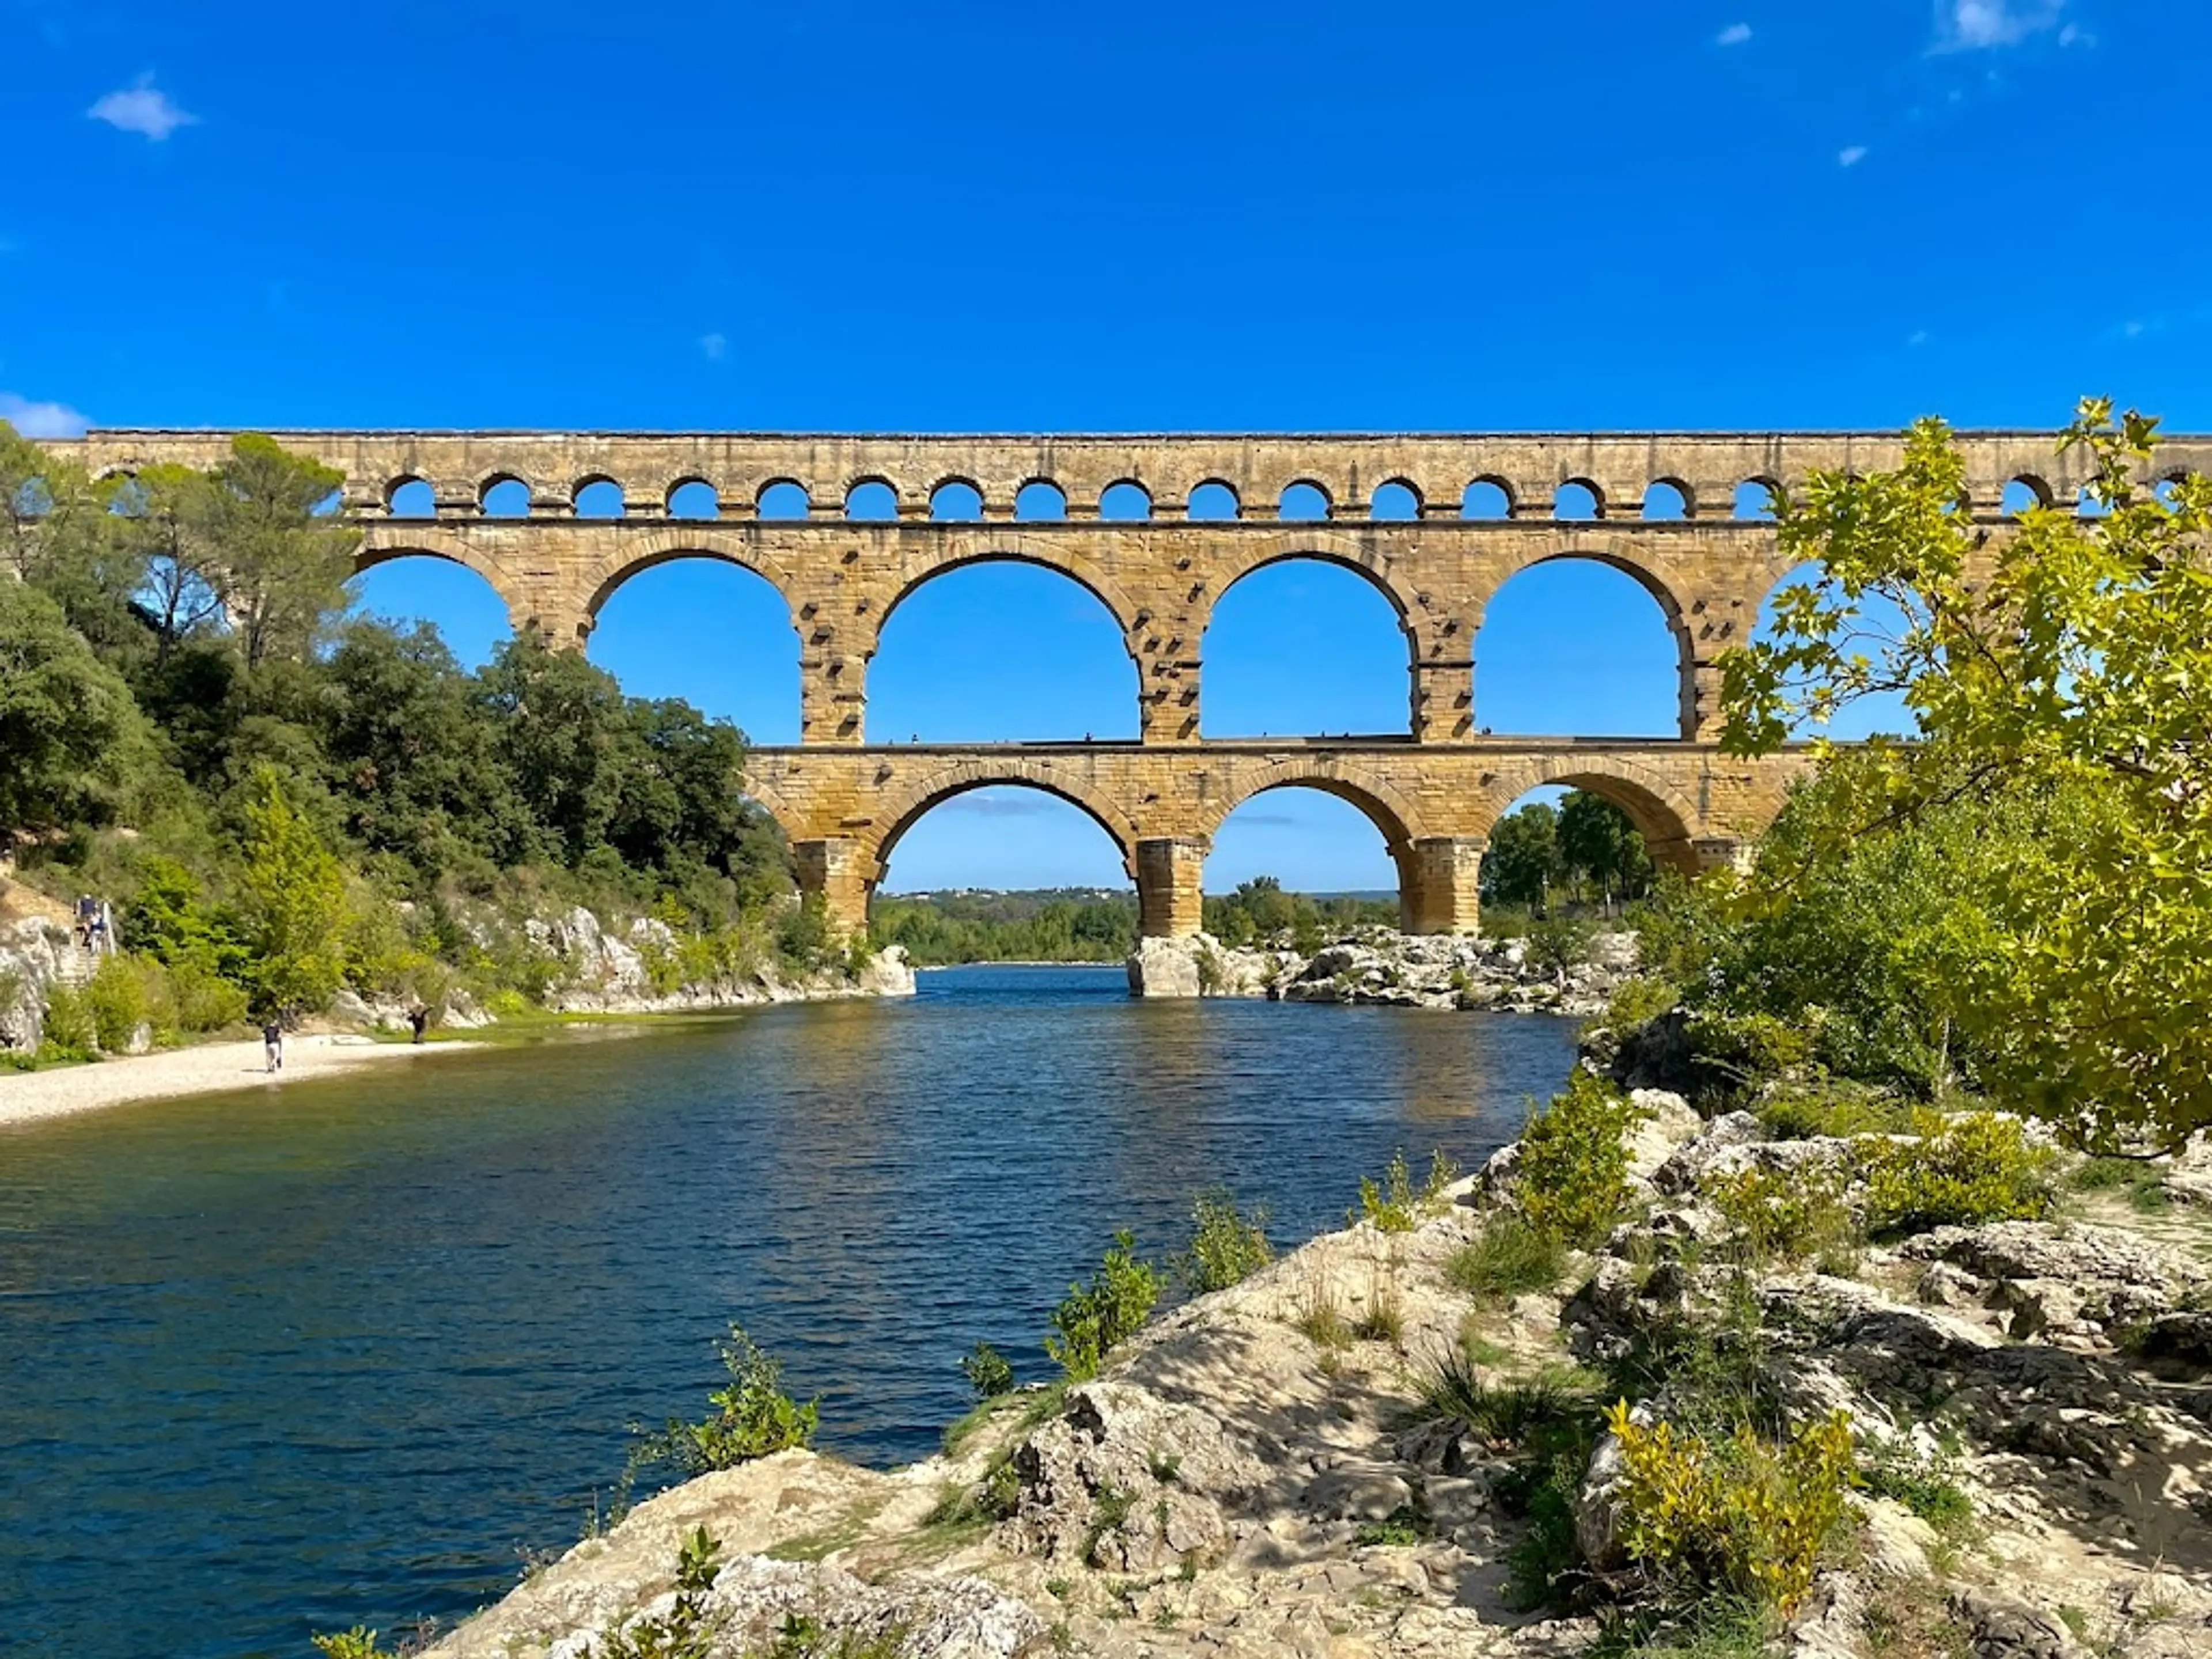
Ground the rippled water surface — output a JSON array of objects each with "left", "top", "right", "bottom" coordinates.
[{"left": 0, "top": 967, "right": 1578, "bottom": 1657}]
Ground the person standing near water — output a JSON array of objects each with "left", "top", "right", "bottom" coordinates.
[
  {"left": 408, "top": 1005, "right": 429, "bottom": 1045},
  {"left": 262, "top": 1020, "right": 283, "bottom": 1073}
]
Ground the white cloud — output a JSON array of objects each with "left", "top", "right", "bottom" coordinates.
[
  {"left": 88, "top": 75, "right": 198, "bottom": 141},
  {"left": 1839, "top": 145, "right": 1870, "bottom": 166},
  {"left": 699, "top": 331, "right": 728, "bottom": 361},
  {"left": 1933, "top": 1, "right": 2067, "bottom": 52},
  {"left": 0, "top": 393, "right": 90, "bottom": 437},
  {"left": 1716, "top": 22, "right": 1752, "bottom": 46},
  {"left": 1908, "top": 329, "right": 1930, "bottom": 346}
]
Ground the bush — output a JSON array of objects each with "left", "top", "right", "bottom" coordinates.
[
  {"left": 37, "top": 981, "right": 96, "bottom": 1062},
  {"left": 591, "top": 1528, "right": 727, "bottom": 1659},
  {"left": 1449, "top": 1215, "right": 1568, "bottom": 1300},
  {"left": 1423, "top": 1354, "right": 1586, "bottom": 1448},
  {"left": 960, "top": 1341, "right": 1015, "bottom": 1403},
  {"left": 168, "top": 959, "right": 249, "bottom": 1033},
  {"left": 1606, "top": 1401, "right": 1858, "bottom": 1611},
  {"left": 1515, "top": 1072, "right": 1649, "bottom": 1247},
  {"left": 310, "top": 1631, "right": 397, "bottom": 1659},
  {"left": 84, "top": 953, "right": 153, "bottom": 1052},
  {"left": 1704, "top": 1164, "right": 1855, "bottom": 1266},
  {"left": 1045, "top": 1230, "right": 1159, "bottom": 1382},
  {"left": 1600, "top": 974, "right": 1681, "bottom": 1033},
  {"left": 1174, "top": 1187, "right": 1273, "bottom": 1293},
  {"left": 1351, "top": 1148, "right": 1460, "bottom": 1234},
  {"left": 1752, "top": 1080, "right": 1909, "bottom": 1141},
  {"left": 638, "top": 1323, "right": 817, "bottom": 1476},
  {"left": 1856, "top": 1111, "right": 2055, "bottom": 1236}
]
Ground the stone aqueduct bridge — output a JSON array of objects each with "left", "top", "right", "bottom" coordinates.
[{"left": 50, "top": 427, "right": 2212, "bottom": 937}]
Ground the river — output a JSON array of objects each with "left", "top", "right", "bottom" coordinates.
[{"left": 0, "top": 965, "right": 1580, "bottom": 1658}]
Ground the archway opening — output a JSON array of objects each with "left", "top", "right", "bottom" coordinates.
[
  {"left": 1203, "top": 557, "right": 1410, "bottom": 738},
  {"left": 1642, "top": 481, "right": 1688, "bottom": 521},
  {"left": 669, "top": 480, "right": 719, "bottom": 520},
  {"left": 872, "top": 784, "right": 1134, "bottom": 914},
  {"left": 1014, "top": 480, "right": 1066, "bottom": 521},
  {"left": 1554, "top": 481, "right": 1600, "bottom": 521},
  {"left": 388, "top": 478, "right": 434, "bottom": 517},
  {"left": 482, "top": 476, "right": 531, "bottom": 518},
  {"left": 1476, "top": 559, "right": 1681, "bottom": 736},
  {"left": 1479, "top": 785, "right": 1657, "bottom": 925},
  {"left": 588, "top": 557, "right": 801, "bottom": 744},
  {"left": 1751, "top": 561, "right": 1918, "bottom": 740},
  {"left": 1370, "top": 481, "right": 1419, "bottom": 521},
  {"left": 1734, "top": 479, "right": 1778, "bottom": 521},
  {"left": 1279, "top": 482, "right": 1330, "bottom": 522},
  {"left": 575, "top": 479, "right": 625, "bottom": 519},
  {"left": 346, "top": 553, "right": 516, "bottom": 671},
  {"left": 1187, "top": 480, "right": 1240, "bottom": 521},
  {"left": 930, "top": 480, "right": 983, "bottom": 521},
  {"left": 1205, "top": 786, "right": 1400, "bottom": 946},
  {"left": 869, "top": 561, "right": 1138, "bottom": 743},
  {"left": 846, "top": 480, "right": 897, "bottom": 521},
  {"left": 758, "top": 480, "right": 810, "bottom": 519},
  {"left": 1099, "top": 481, "right": 1150, "bottom": 522},
  {"left": 1463, "top": 479, "right": 1512, "bottom": 520},
  {"left": 2000, "top": 478, "right": 2046, "bottom": 517}
]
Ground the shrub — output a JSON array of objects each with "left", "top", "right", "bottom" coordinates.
[
  {"left": 1704, "top": 1164, "right": 1855, "bottom": 1266},
  {"left": 592, "top": 1527, "right": 727, "bottom": 1659},
  {"left": 37, "top": 981, "right": 96, "bottom": 1062},
  {"left": 1449, "top": 1214, "right": 1568, "bottom": 1300},
  {"left": 1606, "top": 1401, "right": 1858, "bottom": 1611},
  {"left": 1601, "top": 974, "right": 1681, "bottom": 1033},
  {"left": 1752, "top": 1080, "right": 1910, "bottom": 1141},
  {"left": 960, "top": 1341, "right": 1015, "bottom": 1403},
  {"left": 310, "top": 1632, "right": 397, "bottom": 1659},
  {"left": 638, "top": 1323, "right": 817, "bottom": 1476},
  {"left": 1351, "top": 1148, "right": 1460, "bottom": 1233},
  {"left": 1858, "top": 1436, "right": 1974, "bottom": 1537},
  {"left": 167, "top": 959, "right": 249, "bottom": 1033},
  {"left": 84, "top": 953, "right": 153, "bottom": 1052},
  {"left": 1423, "top": 1354, "right": 1586, "bottom": 1448},
  {"left": 1045, "top": 1230, "right": 1159, "bottom": 1381},
  {"left": 1174, "top": 1187, "right": 1273, "bottom": 1293},
  {"left": 1515, "top": 1073, "right": 1649, "bottom": 1246},
  {"left": 1354, "top": 1505, "right": 1424, "bottom": 1547},
  {"left": 1856, "top": 1111, "right": 2055, "bottom": 1236}
]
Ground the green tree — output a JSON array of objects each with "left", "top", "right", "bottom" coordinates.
[
  {"left": 1719, "top": 400, "right": 2212, "bottom": 1146},
  {"left": 1481, "top": 800, "right": 1563, "bottom": 910},
  {"left": 205, "top": 434, "right": 358, "bottom": 668},
  {"left": 236, "top": 766, "right": 349, "bottom": 1016},
  {"left": 1556, "top": 790, "right": 1653, "bottom": 912},
  {"left": 105, "top": 464, "right": 227, "bottom": 664},
  {"left": 474, "top": 638, "right": 631, "bottom": 862},
  {"left": 0, "top": 581, "right": 150, "bottom": 836}
]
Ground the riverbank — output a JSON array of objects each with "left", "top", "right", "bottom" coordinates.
[
  {"left": 0, "top": 1032, "right": 488, "bottom": 1129},
  {"left": 422, "top": 1077, "right": 2212, "bottom": 1658}
]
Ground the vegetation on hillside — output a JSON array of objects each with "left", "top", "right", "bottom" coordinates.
[{"left": 1, "top": 422, "right": 821, "bottom": 1056}]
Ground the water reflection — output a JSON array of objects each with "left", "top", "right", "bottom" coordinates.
[{"left": 0, "top": 967, "right": 1577, "bottom": 1659}]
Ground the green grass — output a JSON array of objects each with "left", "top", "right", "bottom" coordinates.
[{"left": 1449, "top": 1216, "right": 1568, "bottom": 1300}]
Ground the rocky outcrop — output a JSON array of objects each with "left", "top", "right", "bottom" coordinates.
[
  {"left": 0, "top": 917, "right": 79, "bottom": 1053},
  {"left": 422, "top": 1093, "right": 2212, "bottom": 1659},
  {"left": 1127, "top": 927, "right": 1635, "bottom": 1013}
]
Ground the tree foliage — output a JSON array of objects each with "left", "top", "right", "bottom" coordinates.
[
  {"left": 0, "top": 579, "right": 150, "bottom": 835},
  {"left": 1717, "top": 399, "right": 2212, "bottom": 1145}
]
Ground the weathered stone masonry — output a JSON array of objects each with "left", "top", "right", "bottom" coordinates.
[{"left": 50, "top": 428, "right": 2207, "bottom": 937}]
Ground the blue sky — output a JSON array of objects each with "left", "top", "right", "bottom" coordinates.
[{"left": 5, "top": 1, "right": 2203, "bottom": 892}]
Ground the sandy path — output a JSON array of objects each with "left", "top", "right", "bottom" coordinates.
[{"left": 0, "top": 1033, "right": 486, "bottom": 1130}]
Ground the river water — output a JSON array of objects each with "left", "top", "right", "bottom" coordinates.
[{"left": 0, "top": 966, "right": 1579, "bottom": 1658}]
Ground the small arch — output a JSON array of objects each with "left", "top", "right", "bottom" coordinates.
[
  {"left": 1554, "top": 480, "right": 1601, "bottom": 521},
  {"left": 1461, "top": 478, "right": 1513, "bottom": 519},
  {"left": 574, "top": 478, "right": 626, "bottom": 519},
  {"left": 1369, "top": 480, "right": 1420, "bottom": 521},
  {"left": 1014, "top": 479, "right": 1066, "bottom": 521},
  {"left": 387, "top": 477, "right": 434, "bottom": 517},
  {"left": 668, "top": 480, "right": 719, "bottom": 520},
  {"left": 481, "top": 476, "right": 531, "bottom": 517},
  {"left": 758, "top": 479, "right": 810, "bottom": 519},
  {"left": 1641, "top": 480, "right": 1689, "bottom": 521},
  {"left": 1187, "top": 480, "right": 1240, "bottom": 521},
  {"left": 1099, "top": 480, "right": 1151, "bottom": 522},
  {"left": 2152, "top": 475, "right": 2183, "bottom": 508},
  {"left": 2001, "top": 476, "right": 2049, "bottom": 517},
  {"left": 930, "top": 479, "right": 984, "bottom": 521},
  {"left": 1278, "top": 481, "right": 1331, "bottom": 522},
  {"left": 846, "top": 479, "right": 899, "bottom": 521},
  {"left": 1734, "top": 478, "right": 1778, "bottom": 520}
]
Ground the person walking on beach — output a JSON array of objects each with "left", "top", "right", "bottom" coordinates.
[
  {"left": 262, "top": 1019, "right": 283, "bottom": 1074},
  {"left": 408, "top": 1005, "right": 429, "bottom": 1045}
]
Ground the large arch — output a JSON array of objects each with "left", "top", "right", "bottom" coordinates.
[
  {"left": 588, "top": 551, "right": 804, "bottom": 744},
  {"left": 866, "top": 762, "right": 1141, "bottom": 884},
  {"left": 344, "top": 538, "right": 518, "bottom": 668},
  {"left": 876, "top": 541, "right": 1142, "bottom": 642},
  {"left": 1473, "top": 545, "right": 1697, "bottom": 738},
  {"left": 1203, "top": 758, "right": 1428, "bottom": 849},
  {"left": 1475, "top": 755, "right": 1702, "bottom": 874},
  {"left": 1201, "top": 540, "right": 1425, "bottom": 738},
  {"left": 578, "top": 531, "right": 803, "bottom": 625}
]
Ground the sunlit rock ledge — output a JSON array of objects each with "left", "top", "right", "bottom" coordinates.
[{"left": 1126, "top": 927, "right": 1637, "bottom": 1014}]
